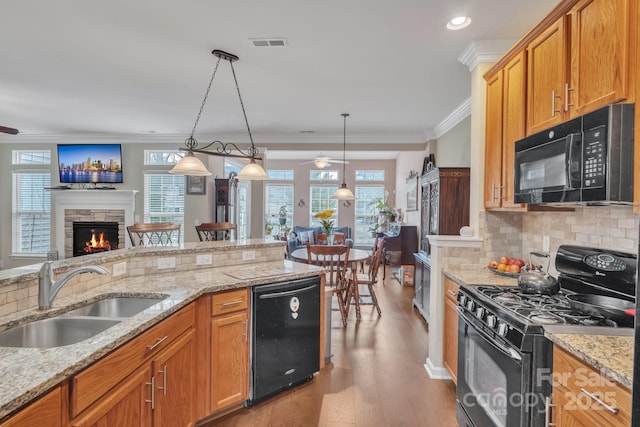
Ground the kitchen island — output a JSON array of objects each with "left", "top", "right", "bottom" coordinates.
[{"left": 0, "top": 239, "right": 323, "bottom": 423}]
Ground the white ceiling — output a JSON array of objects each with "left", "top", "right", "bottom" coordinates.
[{"left": 0, "top": 0, "right": 559, "bottom": 158}]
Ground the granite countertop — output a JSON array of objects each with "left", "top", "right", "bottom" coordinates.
[
  {"left": 443, "top": 267, "right": 634, "bottom": 391},
  {"left": 443, "top": 266, "right": 519, "bottom": 287},
  {"left": 0, "top": 259, "right": 320, "bottom": 420},
  {"left": 545, "top": 332, "right": 634, "bottom": 389}
]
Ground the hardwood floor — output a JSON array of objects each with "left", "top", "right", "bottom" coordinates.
[{"left": 206, "top": 273, "right": 458, "bottom": 427}]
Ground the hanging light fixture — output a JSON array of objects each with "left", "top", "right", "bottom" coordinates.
[
  {"left": 330, "top": 113, "right": 355, "bottom": 200},
  {"left": 169, "top": 49, "right": 269, "bottom": 180}
]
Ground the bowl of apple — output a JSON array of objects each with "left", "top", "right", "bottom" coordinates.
[{"left": 487, "top": 256, "right": 526, "bottom": 277}]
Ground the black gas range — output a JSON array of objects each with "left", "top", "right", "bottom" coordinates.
[{"left": 456, "top": 245, "right": 636, "bottom": 427}]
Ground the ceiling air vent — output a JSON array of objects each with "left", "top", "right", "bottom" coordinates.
[{"left": 250, "top": 38, "right": 288, "bottom": 48}]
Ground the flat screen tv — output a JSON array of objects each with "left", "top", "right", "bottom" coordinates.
[{"left": 57, "top": 144, "right": 123, "bottom": 184}]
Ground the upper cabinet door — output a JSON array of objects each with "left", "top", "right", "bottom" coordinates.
[
  {"left": 569, "top": 0, "right": 632, "bottom": 115},
  {"left": 484, "top": 71, "right": 504, "bottom": 210},
  {"left": 527, "top": 16, "right": 568, "bottom": 135},
  {"left": 501, "top": 52, "right": 527, "bottom": 209}
]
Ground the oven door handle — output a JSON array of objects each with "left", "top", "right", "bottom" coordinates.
[{"left": 462, "top": 316, "right": 522, "bottom": 362}]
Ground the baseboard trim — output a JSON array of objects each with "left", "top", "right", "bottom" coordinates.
[{"left": 424, "top": 358, "right": 452, "bottom": 380}]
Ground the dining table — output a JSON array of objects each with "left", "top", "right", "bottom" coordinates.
[{"left": 289, "top": 247, "right": 371, "bottom": 266}]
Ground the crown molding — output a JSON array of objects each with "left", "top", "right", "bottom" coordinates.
[
  {"left": 433, "top": 97, "right": 471, "bottom": 138},
  {"left": 458, "top": 39, "right": 516, "bottom": 71}
]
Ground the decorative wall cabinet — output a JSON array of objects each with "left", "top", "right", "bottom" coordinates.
[{"left": 420, "top": 167, "right": 470, "bottom": 252}]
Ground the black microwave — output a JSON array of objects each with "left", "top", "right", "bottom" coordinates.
[{"left": 514, "top": 103, "right": 635, "bottom": 205}]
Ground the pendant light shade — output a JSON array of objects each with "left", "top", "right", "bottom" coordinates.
[
  {"left": 237, "top": 159, "right": 270, "bottom": 180},
  {"left": 169, "top": 153, "right": 211, "bottom": 176},
  {"left": 169, "top": 49, "right": 268, "bottom": 180},
  {"left": 331, "top": 113, "right": 355, "bottom": 200}
]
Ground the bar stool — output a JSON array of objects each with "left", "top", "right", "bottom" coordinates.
[
  {"left": 127, "top": 222, "right": 181, "bottom": 247},
  {"left": 195, "top": 222, "right": 236, "bottom": 241}
]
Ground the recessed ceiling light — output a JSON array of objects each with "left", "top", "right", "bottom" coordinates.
[{"left": 447, "top": 16, "right": 471, "bottom": 30}]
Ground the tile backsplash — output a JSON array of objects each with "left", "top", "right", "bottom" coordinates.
[{"left": 440, "top": 207, "right": 638, "bottom": 273}]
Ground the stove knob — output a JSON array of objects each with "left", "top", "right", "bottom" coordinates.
[
  {"left": 466, "top": 300, "right": 475, "bottom": 312},
  {"left": 497, "top": 322, "right": 508, "bottom": 337},
  {"left": 475, "top": 307, "right": 485, "bottom": 319},
  {"left": 486, "top": 314, "right": 496, "bottom": 328},
  {"left": 458, "top": 295, "right": 467, "bottom": 306}
]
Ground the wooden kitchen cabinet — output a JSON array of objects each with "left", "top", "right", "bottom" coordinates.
[
  {"left": 70, "top": 303, "right": 196, "bottom": 426},
  {"left": 0, "top": 386, "right": 64, "bottom": 427},
  {"left": 210, "top": 288, "right": 249, "bottom": 412},
  {"left": 551, "top": 345, "right": 632, "bottom": 427},
  {"left": 442, "top": 277, "right": 459, "bottom": 384},
  {"left": 152, "top": 329, "right": 196, "bottom": 427},
  {"left": 71, "top": 366, "right": 152, "bottom": 427},
  {"left": 526, "top": 16, "right": 567, "bottom": 135},
  {"left": 484, "top": 52, "right": 528, "bottom": 211},
  {"left": 527, "top": 0, "right": 634, "bottom": 134}
]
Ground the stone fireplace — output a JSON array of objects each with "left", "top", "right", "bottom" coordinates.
[{"left": 52, "top": 190, "right": 138, "bottom": 259}]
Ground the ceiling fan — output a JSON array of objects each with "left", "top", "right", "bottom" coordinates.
[
  {"left": 0, "top": 126, "right": 19, "bottom": 135},
  {"left": 298, "top": 154, "right": 348, "bottom": 169}
]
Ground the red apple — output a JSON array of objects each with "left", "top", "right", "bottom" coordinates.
[
  {"left": 488, "top": 260, "right": 499, "bottom": 269},
  {"left": 508, "top": 264, "right": 521, "bottom": 274},
  {"left": 499, "top": 256, "right": 510, "bottom": 265}
]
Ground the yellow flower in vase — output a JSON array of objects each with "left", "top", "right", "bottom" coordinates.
[{"left": 314, "top": 209, "right": 335, "bottom": 236}]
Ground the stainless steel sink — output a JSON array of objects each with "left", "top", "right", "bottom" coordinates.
[
  {"left": 0, "top": 317, "right": 122, "bottom": 348},
  {"left": 64, "top": 297, "right": 166, "bottom": 318}
]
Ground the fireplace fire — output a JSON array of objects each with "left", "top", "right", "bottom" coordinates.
[{"left": 73, "top": 221, "right": 119, "bottom": 257}]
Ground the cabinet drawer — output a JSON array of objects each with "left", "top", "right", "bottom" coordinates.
[
  {"left": 212, "top": 288, "right": 248, "bottom": 316},
  {"left": 553, "top": 345, "right": 631, "bottom": 426},
  {"left": 444, "top": 278, "right": 459, "bottom": 302},
  {"left": 71, "top": 302, "right": 195, "bottom": 418}
]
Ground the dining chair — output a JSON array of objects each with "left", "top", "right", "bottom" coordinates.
[
  {"left": 306, "top": 242, "right": 350, "bottom": 327},
  {"left": 195, "top": 222, "right": 236, "bottom": 241},
  {"left": 333, "top": 232, "right": 346, "bottom": 245},
  {"left": 127, "top": 222, "right": 181, "bottom": 247},
  {"left": 348, "top": 237, "right": 385, "bottom": 320},
  {"left": 314, "top": 232, "right": 328, "bottom": 245}
]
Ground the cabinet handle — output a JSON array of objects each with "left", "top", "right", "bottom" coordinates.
[
  {"left": 158, "top": 365, "right": 167, "bottom": 396},
  {"left": 243, "top": 320, "right": 248, "bottom": 342},
  {"left": 146, "top": 335, "right": 169, "bottom": 351},
  {"left": 491, "top": 184, "right": 495, "bottom": 202},
  {"left": 564, "top": 83, "right": 574, "bottom": 112},
  {"left": 146, "top": 377, "right": 155, "bottom": 410},
  {"left": 222, "top": 300, "right": 243, "bottom": 307},
  {"left": 551, "top": 90, "right": 561, "bottom": 117},
  {"left": 447, "top": 289, "right": 457, "bottom": 297},
  {"left": 580, "top": 388, "right": 619, "bottom": 414},
  {"left": 544, "top": 396, "right": 555, "bottom": 426}
]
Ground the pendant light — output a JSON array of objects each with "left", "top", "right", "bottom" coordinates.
[
  {"left": 331, "top": 113, "right": 355, "bottom": 200},
  {"left": 169, "top": 49, "right": 269, "bottom": 180}
]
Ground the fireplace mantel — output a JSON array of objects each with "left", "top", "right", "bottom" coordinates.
[{"left": 52, "top": 190, "right": 138, "bottom": 259}]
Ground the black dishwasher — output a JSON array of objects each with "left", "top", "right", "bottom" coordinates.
[{"left": 249, "top": 276, "right": 321, "bottom": 405}]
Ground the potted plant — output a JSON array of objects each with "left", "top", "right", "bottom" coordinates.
[
  {"left": 368, "top": 223, "right": 381, "bottom": 237},
  {"left": 278, "top": 205, "right": 288, "bottom": 226}
]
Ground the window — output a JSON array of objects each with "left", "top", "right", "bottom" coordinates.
[
  {"left": 265, "top": 184, "right": 294, "bottom": 232},
  {"left": 354, "top": 185, "right": 385, "bottom": 244},
  {"left": 144, "top": 150, "right": 184, "bottom": 166},
  {"left": 143, "top": 173, "right": 185, "bottom": 244},
  {"left": 12, "top": 150, "right": 52, "bottom": 256},
  {"left": 310, "top": 170, "right": 338, "bottom": 181},
  {"left": 310, "top": 185, "right": 338, "bottom": 226},
  {"left": 355, "top": 170, "right": 385, "bottom": 181},
  {"left": 267, "top": 170, "right": 294, "bottom": 180}
]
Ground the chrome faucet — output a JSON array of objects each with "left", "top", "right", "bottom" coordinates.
[{"left": 38, "top": 261, "right": 109, "bottom": 310}]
